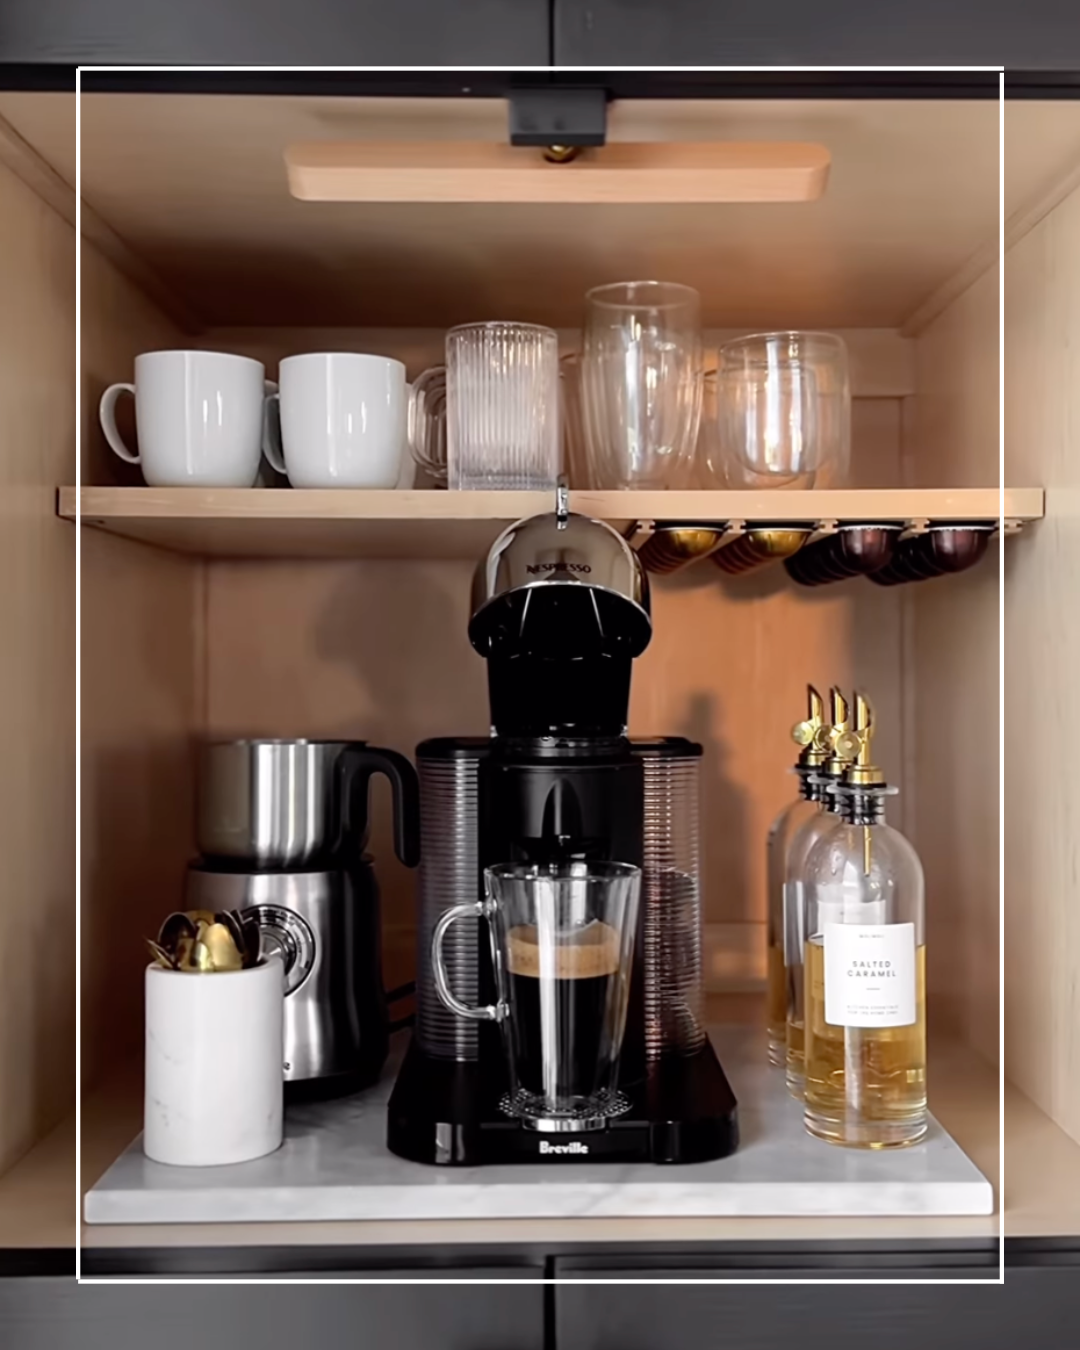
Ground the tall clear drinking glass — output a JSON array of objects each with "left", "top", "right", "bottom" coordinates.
[
  {"left": 445, "top": 322, "right": 560, "bottom": 490},
  {"left": 582, "top": 281, "right": 703, "bottom": 489},
  {"left": 432, "top": 861, "right": 641, "bottom": 1130},
  {"left": 716, "top": 332, "right": 850, "bottom": 488}
]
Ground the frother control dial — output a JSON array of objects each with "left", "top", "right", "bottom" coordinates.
[{"left": 251, "top": 904, "right": 315, "bottom": 995}]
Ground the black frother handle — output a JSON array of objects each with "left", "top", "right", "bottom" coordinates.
[{"left": 336, "top": 745, "right": 421, "bottom": 868}]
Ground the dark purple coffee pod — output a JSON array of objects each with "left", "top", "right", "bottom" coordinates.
[
  {"left": 833, "top": 525, "right": 899, "bottom": 576},
  {"left": 924, "top": 525, "right": 992, "bottom": 574}
]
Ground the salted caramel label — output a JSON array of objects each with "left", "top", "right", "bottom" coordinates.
[{"left": 823, "top": 922, "right": 916, "bottom": 1027}]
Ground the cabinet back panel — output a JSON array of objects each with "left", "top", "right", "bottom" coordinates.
[{"left": 205, "top": 558, "right": 903, "bottom": 993}]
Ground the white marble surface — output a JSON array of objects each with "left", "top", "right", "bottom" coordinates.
[{"left": 85, "top": 1026, "right": 993, "bottom": 1224}]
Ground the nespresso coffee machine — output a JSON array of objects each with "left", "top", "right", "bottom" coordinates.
[{"left": 388, "top": 498, "right": 738, "bottom": 1164}]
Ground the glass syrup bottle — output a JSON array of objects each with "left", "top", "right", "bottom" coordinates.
[
  {"left": 802, "top": 693, "right": 927, "bottom": 1148},
  {"left": 783, "top": 687, "right": 855, "bottom": 1097},
  {"left": 765, "top": 685, "right": 827, "bottom": 1066}
]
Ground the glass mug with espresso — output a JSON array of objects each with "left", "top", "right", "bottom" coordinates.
[{"left": 432, "top": 861, "right": 641, "bottom": 1129}]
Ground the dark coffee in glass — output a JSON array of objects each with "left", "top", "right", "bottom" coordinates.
[
  {"left": 431, "top": 861, "right": 641, "bottom": 1129},
  {"left": 505, "top": 920, "right": 623, "bottom": 1105}
]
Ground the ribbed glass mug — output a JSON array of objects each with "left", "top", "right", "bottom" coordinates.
[
  {"left": 432, "top": 861, "right": 642, "bottom": 1130},
  {"left": 442, "top": 322, "right": 560, "bottom": 490},
  {"left": 581, "top": 281, "right": 703, "bottom": 489}
]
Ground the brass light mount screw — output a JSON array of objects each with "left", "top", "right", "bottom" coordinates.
[{"left": 543, "top": 145, "right": 582, "bottom": 163}]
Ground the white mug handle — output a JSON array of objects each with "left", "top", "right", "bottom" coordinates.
[
  {"left": 261, "top": 385, "right": 287, "bottom": 476},
  {"left": 99, "top": 383, "right": 139, "bottom": 464}
]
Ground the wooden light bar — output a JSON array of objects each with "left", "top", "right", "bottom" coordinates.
[{"left": 284, "top": 141, "right": 831, "bottom": 205}]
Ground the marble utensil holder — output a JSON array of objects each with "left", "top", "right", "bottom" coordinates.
[{"left": 144, "top": 957, "right": 284, "bottom": 1166}]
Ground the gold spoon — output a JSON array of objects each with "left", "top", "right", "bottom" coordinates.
[
  {"left": 145, "top": 938, "right": 177, "bottom": 970},
  {"left": 199, "top": 921, "right": 245, "bottom": 972}
]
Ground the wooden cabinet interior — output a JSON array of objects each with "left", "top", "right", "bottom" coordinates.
[
  {"left": 1004, "top": 169, "right": 1080, "bottom": 1152},
  {"left": 0, "top": 106, "right": 75, "bottom": 1186},
  {"left": 0, "top": 89, "right": 1078, "bottom": 1249}
]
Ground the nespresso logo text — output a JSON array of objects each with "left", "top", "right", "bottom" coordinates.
[
  {"left": 539, "top": 1140, "right": 590, "bottom": 1155},
  {"left": 525, "top": 562, "right": 592, "bottom": 575}
]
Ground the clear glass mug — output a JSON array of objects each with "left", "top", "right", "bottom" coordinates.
[
  {"left": 581, "top": 281, "right": 703, "bottom": 489},
  {"left": 715, "top": 332, "right": 850, "bottom": 488},
  {"left": 699, "top": 369, "right": 810, "bottom": 490},
  {"left": 432, "top": 861, "right": 642, "bottom": 1130},
  {"left": 410, "top": 322, "right": 560, "bottom": 491}
]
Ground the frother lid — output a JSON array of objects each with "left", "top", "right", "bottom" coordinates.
[{"left": 468, "top": 510, "right": 651, "bottom": 655}]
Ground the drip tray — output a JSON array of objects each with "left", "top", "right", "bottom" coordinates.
[{"left": 84, "top": 1025, "right": 992, "bottom": 1225}]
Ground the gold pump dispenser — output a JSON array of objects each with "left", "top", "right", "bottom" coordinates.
[
  {"left": 791, "top": 685, "right": 827, "bottom": 767},
  {"left": 835, "top": 691, "right": 884, "bottom": 874},
  {"left": 822, "top": 687, "right": 852, "bottom": 778},
  {"left": 837, "top": 692, "right": 885, "bottom": 786}
]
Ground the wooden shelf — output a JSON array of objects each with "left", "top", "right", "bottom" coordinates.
[{"left": 60, "top": 487, "right": 1044, "bottom": 561}]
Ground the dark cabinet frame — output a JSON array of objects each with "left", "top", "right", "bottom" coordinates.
[
  {"left": 552, "top": 1, "right": 1080, "bottom": 72},
  {"left": 1, "top": 1242, "right": 1079, "bottom": 1350},
  {"left": 2, "top": 67, "right": 1080, "bottom": 98},
  {"left": 0, "top": 0, "right": 551, "bottom": 71}
]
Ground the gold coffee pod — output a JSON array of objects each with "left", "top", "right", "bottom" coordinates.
[
  {"left": 639, "top": 525, "right": 725, "bottom": 576},
  {"left": 712, "top": 527, "right": 811, "bottom": 575}
]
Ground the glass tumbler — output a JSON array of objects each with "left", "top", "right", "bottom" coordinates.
[
  {"left": 716, "top": 332, "right": 850, "bottom": 488},
  {"left": 582, "top": 281, "right": 703, "bottom": 489},
  {"left": 444, "top": 322, "right": 560, "bottom": 490},
  {"left": 432, "top": 861, "right": 642, "bottom": 1131}
]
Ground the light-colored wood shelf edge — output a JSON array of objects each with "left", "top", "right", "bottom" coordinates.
[
  {"left": 58, "top": 487, "right": 1043, "bottom": 561},
  {"left": 60, "top": 486, "right": 1045, "bottom": 524}
]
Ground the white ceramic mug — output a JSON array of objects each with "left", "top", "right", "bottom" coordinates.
[
  {"left": 99, "top": 350, "right": 276, "bottom": 487},
  {"left": 143, "top": 958, "right": 284, "bottom": 1167},
  {"left": 264, "top": 352, "right": 407, "bottom": 488}
]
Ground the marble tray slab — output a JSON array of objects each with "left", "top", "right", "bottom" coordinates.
[{"left": 85, "top": 1025, "right": 993, "bottom": 1224}]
